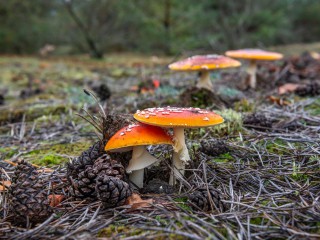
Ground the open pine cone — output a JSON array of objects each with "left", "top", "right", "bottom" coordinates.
[
  {"left": 188, "top": 187, "right": 225, "bottom": 212},
  {"left": 9, "top": 160, "right": 52, "bottom": 225},
  {"left": 96, "top": 175, "right": 132, "bottom": 208}
]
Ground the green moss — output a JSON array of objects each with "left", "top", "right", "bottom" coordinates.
[
  {"left": 174, "top": 197, "right": 192, "bottom": 211},
  {"left": 305, "top": 98, "right": 320, "bottom": 116},
  {"left": 265, "top": 139, "right": 289, "bottom": 155},
  {"left": 212, "top": 109, "right": 243, "bottom": 136},
  {"left": 155, "top": 215, "right": 169, "bottom": 225},
  {"left": 24, "top": 142, "right": 92, "bottom": 167},
  {"left": 0, "top": 147, "right": 19, "bottom": 158},
  {"left": 179, "top": 87, "right": 220, "bottom": 109},
  {"left": 190, "top": 89, "right": 213, "bottom": 108},
  {"left": 186, "top": 109, "right": 243, "bottom": 140},
  {"left": 250, "top": 217, "right": 265, "bottom": 225},
  {"left": 234, "top": 98, "right": 256, "bottom": 112},
  {"left": 212, "top": 153, "right": 234, "bottom": 163},
  {"left": 31, "top": 154, "right": 67, "bottom": 167},
  {"left": 98, "top": 225, "right": 144, "bottom": 238}
]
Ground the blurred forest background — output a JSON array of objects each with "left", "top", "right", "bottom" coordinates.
[{"left": 0, "top": 0, "right": 320, "bottom": 58}]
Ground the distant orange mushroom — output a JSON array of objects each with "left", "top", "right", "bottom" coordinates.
[
  {"left": 225, "top": 49, "right": 283, "bottom": 89},
  {"left": 169, "top": 55, "right": 241, "bottom": 91}
]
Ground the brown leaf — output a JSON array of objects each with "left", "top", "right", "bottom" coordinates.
[
  {"left": 48, "top": 194, "right": 65, "bottom": 207},
  {"left": 125, "top": 193, "right": 153, "bottom": 210},
  {"left": 268, "top": 95, "right": 291, "bottom": 106},
  {"left": 278, "top": 83, "right": 300, "bottom": 95},
  {"left": 0, "top": 180, "right": 11, "bottom": 192}
]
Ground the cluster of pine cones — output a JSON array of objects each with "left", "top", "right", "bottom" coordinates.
[
  {"left": 66, "top": 141, "right": 132, "bottom": 207},
  {"left": 7, "top": 117, "right": 228, "bottom": 226},
  {"left": 8, "top": 140, "right": 133, "bottom": 226}
]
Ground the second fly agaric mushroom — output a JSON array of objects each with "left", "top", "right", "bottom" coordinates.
[
  {"left": 225, "top": 49, "right": 283, "bottom": 89},
  {"left": 105, "top": 123, "right": 173, "bottom": 189},
  {"left": 168, "top": 54, "right": 241, "bottom": 91},
  {"left": 134, "top": 107, "right": 224, "bottom": 185}
]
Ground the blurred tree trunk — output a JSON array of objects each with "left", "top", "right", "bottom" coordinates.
[
  {"left": 64, "top": 0, "right": 103, "bottom": 59},
  {"left": 163, "top": 0, "right": 172, "bottom": 54}
]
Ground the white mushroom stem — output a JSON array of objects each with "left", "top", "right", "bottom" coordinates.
[
  {"left": 247, "top": 60, "right": 257, "bottom": 89},
  {"left": 196, "top": 70, "right": 213, "bottom": 91},
  {"left": 169, "top": 127, "right": 190, "bottom": 185},
  {"left": 129, "top": 169, "right": 144, "bottom": 189},
  {"left": 126, "top": 145, "right": 159, "bottom": 189}
]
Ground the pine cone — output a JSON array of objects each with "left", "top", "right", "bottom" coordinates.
[
  {"left": 67, "top": 141, "right": 105, "bottom": 179},
  {"left": 92, "top": 154, "right": 126, "bottom": 180},
  {"left": 295, "top": 82, "right": 320, "bottom": 96},
  {"left": 69, "top": 164, "right": 98, "bottom": 199},
  {"left": 67, "top": 141, "right": 106, "bottom": 199},
  {"left": 243, "top": 113, "right": 273, "bottom": 130},
  {"left": 200, "top": 140, "right": 229, "bottom": 156},
  {"left": 96, "top": 175, "right": 132, "bottom": 208},
  {"left": 188, "top": 187, "right": 225, "bottom": 212},
  {"left": 68, "top": 151, "right": 127, "bottom": 199},
  {"left": 9, "top": 161, "right": 52, "bottom": 225}
]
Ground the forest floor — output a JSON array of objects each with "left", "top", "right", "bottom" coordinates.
[{"left": 0, "top": 49, "right": 319, "bottom": 239}]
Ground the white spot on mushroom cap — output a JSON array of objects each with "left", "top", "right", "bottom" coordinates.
[
  {"left": 203, "top": 117, "right": 209, "bottom": 121},
  {"left": 202, "top": 65, "right": 209, "bottom": 70}
]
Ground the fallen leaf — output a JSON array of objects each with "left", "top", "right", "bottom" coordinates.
[
  {"left": 48, "top": 194, "right": 65, "bottom": 207},
  {"left": 125, "top": 193, "right": 153, "bottom": 210},
  {"left": 278, "top": 83, "right": 300, "bottom": 95},
  {"left": 130, "top": 85, "right": 139, "bottom": 91},
  {"left": 0, "top": 180, "right": 11, "bottom": 192},
  {"left": 140, "top": 88, "right": 155, "bottom": 94},
  {"left": 268, "top": 96, "right": 291, "bottom": 106}
]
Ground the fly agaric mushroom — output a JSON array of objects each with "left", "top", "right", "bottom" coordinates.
[
  {"left": 168, "top": 55, "right": 241, "bottom": 91},
  {"left": 134, "top": 107, "right": 224, "bottom": 185},
  {"left": 225, "top": 49, "right": 283, "bottom": 89},
  {"left": 105, "top": 123, "right": 173, "bottom": 188}
]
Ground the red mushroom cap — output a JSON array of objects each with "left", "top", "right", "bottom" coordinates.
[
  {"left": 105, "top": 123, "right": 173, "bottom": 151},
  {"left": 134, "top": 107, "right": 224, "bottom": 128},
  {"left": 168, "top": 54, "right": 241, "bottom": 71}
]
